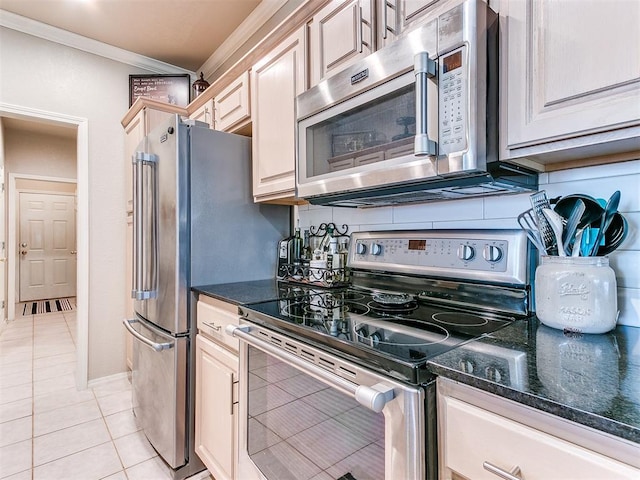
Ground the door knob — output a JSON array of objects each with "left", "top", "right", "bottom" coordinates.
[
  {"left": 21, "top": 250, "right": 28, "bottom": 255},
  {"left": 21, "top": 242, "right": 27, "bottom": 248},
  {"left": 71, "top": 251, "right": 77, "bottom": 254}
]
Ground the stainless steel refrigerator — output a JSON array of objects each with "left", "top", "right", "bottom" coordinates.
[{"left": 123, "top": 115, "right": 289, "bottom": 479}]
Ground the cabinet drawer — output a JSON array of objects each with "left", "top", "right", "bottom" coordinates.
[
  {"left": 196, "top": 298, "right": 239, "bottom": 352},
  {"left": 442, "top": 396, "right": 639, "bottom": 479}
]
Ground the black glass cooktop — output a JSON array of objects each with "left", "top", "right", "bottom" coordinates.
[{"left": 239, "top": 285, "right": 515, "bottom": 384}]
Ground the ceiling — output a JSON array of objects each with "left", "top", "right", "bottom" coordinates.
[{"left": 0, "top": 0, "right": 263, "bottom": 72}]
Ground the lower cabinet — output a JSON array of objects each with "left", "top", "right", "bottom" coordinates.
[
  {"left": 195, "top": 331, "right": 239, "bottom": 480},
  {"left": 437, "top": 378, "right": 639, "bottom": 480}
]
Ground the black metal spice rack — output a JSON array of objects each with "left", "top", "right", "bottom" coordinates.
[{"left": 279, "top": 222, "right": 351, "bottom": 288}]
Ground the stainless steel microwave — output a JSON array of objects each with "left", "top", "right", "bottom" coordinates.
[{"left": 296, "top": 0, "right": 537, "bottom": 207}]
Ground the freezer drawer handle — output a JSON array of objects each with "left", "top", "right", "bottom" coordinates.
[
  {"left": 123, "top": 318, "right": 174, "bottom": 352},
  {"left": 226, "top": 324, "right": 395, "bottom": 413}
]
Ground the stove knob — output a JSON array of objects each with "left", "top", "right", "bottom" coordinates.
[
  {"left": 485, "top": 366, "right": 504, "bottom": 383},
  {"left": 483, "top": 245, "right": 503, "bottom": 263},
  {"left": 371, "top": 243, "right": 383, "bottom": 256},
  {"left": 458, "top": 358, "right": 475, "bottom": 374},
  {"left": 457, "top": 244, "right": 475, "bottom": 261},
  {"left": 356, "top": 243, "right": 367, "bottom": 255}
]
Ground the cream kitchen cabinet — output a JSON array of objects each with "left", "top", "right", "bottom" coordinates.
[
  {"left": 437, "top": 378, "right": 640, "bottom": 480},
  {"left": 308, "top": 0, "right": 375, "bottom": 86},
  {"left": 501, "top": 0, "right": 640, "bottom": 168},
  {"left": 189, "top": 98, "right": 214, "bottom": 128},
  {"left": 377, "top": 0, "right": 442, "bottom": 48},
  {"left": 195, "top": 296, "right": 240, "bottom": 480},
  {"left": 251, "top": 26, "right": 307, "bottom": 203},
  {"left": 214, "top": 71, "right": 251, "bottom": 133}
]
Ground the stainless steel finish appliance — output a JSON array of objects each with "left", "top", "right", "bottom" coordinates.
[
  {"left": 296, "top": 0, "right": 538, "bottom": 207},
  {"left": 227, "top": 229, "right": 534, "bottom": 480},
  {"left": 123, "top": 116, "right": 289, "bottom": 480}
]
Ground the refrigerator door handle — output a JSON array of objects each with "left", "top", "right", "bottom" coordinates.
[
  {"left": 132, "top": 151, "right": 158, "bottom": 300},
  {"left": 123, "top": 318, "right": 174, "bottom": 352}
]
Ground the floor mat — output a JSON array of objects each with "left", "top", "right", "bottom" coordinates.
[{"left": 22, "top": 298, "right": 74, "bottom": 315}]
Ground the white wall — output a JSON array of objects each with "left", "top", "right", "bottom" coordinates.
[
  {"left": 0, "top": 26, "right": 156, "bottom": 380},
  {"left": 4, "top": 128, "right": 76, "bottom": 179},
  {"left": 298, "top": 160, "right": 640, "bottom": 327}
]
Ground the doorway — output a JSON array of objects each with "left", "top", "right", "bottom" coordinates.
[
  {"left": 18, "top": 191, "right": 77, "bottom": 302},
  {"left": 1, "top": 103, "right": 89, "bottom": 389}
]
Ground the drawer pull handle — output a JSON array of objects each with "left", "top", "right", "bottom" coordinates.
[
  {"left": 483, "top": 462, "right": 522, "bottom": 480},
  {"left": 202, "top": 321, "right": 221, "bottom": 331}
]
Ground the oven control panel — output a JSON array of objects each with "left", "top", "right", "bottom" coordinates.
[{"left": 349, "top": 230, "right": 530, "bottom": 286}]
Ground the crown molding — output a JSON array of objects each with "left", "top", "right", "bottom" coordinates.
[
  {"left": 0, "top": 9, "right": 195, "bottom": 76},
  {"left": 198, "top": 0, "right": 289, "bottom": 79}
]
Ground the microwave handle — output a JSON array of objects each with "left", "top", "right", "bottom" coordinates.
[
  {"left": 414, "top": 52, "right": 437, "bottom": 156},
  {"left": 227, "top": 324, "right": 395, "bottom": 413}
]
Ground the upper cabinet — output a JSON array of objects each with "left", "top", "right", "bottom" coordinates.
[
  {"left": 377, "top": 0, "right": 442, "bottom": 48},
  {"left": 502, "top": 0, "right": 640, "bottom": 168},
  {"left": 251, "top": 26, "right": 307, "bottom": 204},
  {"left": 308, "top": 0, "right": 375, "bottom": 86},
  {"left": 189, "top": 98, "right": 215, "bottom": 128},
  {"left": 214, "top": 71, "right": 251, "bottom": 133}
]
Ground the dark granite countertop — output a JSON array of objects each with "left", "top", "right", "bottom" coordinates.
[
  {"left": 193, "top": 279, "right": 283, "bottom": 306},
  {"left": 427, "top": 318, "right": 640, "bottom": 444}
]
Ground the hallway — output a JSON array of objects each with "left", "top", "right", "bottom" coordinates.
[{"left": 0, "top": 311, "right": 210, "bottom": 479}]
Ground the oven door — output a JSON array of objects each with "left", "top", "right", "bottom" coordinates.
[{"left": 227, "top": 321, "right": 428, "bottom": 480}]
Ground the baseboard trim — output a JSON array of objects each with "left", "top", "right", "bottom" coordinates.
[{"left": 87, "top": 371, "right": 131, "bottom": 390}]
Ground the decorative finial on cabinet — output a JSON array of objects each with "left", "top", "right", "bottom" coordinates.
[{"left": 192, "top": 72, "right": 210, "bottom": 98}]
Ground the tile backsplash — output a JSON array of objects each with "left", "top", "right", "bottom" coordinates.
[{"left": 297, "top": 159, "right": 640, "bottom": 327}]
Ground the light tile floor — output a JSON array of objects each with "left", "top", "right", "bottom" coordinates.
[{"left": 0, "top": 310, "right": 212, "bottom": 480}]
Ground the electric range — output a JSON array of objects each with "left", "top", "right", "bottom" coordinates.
[{"left": 238, "top": 229, "right": 535, "bottom": 385}]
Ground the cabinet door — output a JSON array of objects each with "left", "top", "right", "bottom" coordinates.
[
  {"left": 309, "top": 0, "right": 374, "bottom": 86},
  {"left": 215, "top": 71, "right": 250, "bottom": 132},
  {"left": 504, "top": 0, "right": 640, "bottom": 159},
  {"left": 190, "top": 99, "right": 214, "bottom": 128},
  {"left": 124, "top": 110, "right": 145, "bottom": 213},
  {"left": 378, "top": 0, "right": 441, "bottom": 48},
  {"left": 251, "top": 26, "right": 306, "bottom": 202},
  {"left": 195, "top": 334, "right": 238, "bottom": 480},
  {"left": 125, "top": 212, "right": 133, "bottom": 370}
]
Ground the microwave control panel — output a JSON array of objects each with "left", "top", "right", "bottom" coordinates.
[{"left": 438, "top": 45, "right": 468, "bottom": 155}]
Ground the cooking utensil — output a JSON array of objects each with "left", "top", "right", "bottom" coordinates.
[
  {"left": 554, "top": 194, "right": 604, "bottom": 228},
  {"left": 595, "top": 212, "right": 628, "bottom": 256},
  {"left": 589, "top": 190, "right": 621, "bottom": 256},
  {"left": 572, "top": 229, "right": 584, "bottom": 257},
  {"left": 542, "top": 208, "right": 566, "bottom": 256},
  {"left": 530, "top": 191, "right": 556, "bottom": 254},
  {"left": 517, "top": 208, "right": 546, "bottom": 252},
  {"left": 561, "top": 199, "right": 585, "bottom": 255}
]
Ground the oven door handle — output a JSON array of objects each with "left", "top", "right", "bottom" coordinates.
[{"left": 226, "top": 324, "right": 395, "bottom": 413}]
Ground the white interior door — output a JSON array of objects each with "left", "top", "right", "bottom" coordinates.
[{"left": 19, "top": 192, "right": 76, "bottom": 302}]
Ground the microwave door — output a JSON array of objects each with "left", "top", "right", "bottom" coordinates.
[{"left": 132, "top": 149, "right": 158, "bottom": 322}]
